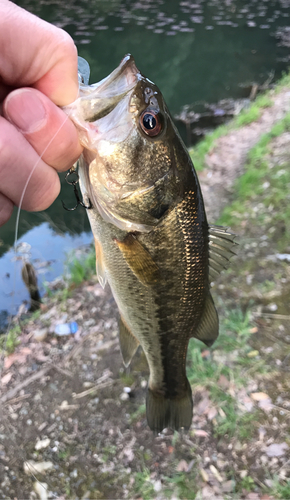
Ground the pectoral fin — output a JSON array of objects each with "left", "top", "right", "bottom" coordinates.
[
  {"left": 94, "top": 237, "right": 107, "bottom": 289},
  {"left": 193, "top": 293, "right": 219, "bottom": 347},
  {"left": 119, "top": 316, "right": 140, "bottom": 367},
  {"left": 115, "top": 234, "right": 160, "bottom": 286}
]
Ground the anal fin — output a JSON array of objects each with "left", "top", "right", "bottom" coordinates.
[
  {"left": 193, "top": 293, "right": 219, "bottom": 347},
  {"left": 115, "top": 234, "right": 160, "bottom": 286},
  {"left": 119, "top": 316, "right": 140, "bottom": 367}
]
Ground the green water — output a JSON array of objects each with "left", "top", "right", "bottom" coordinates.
[{"left": 1, "top": 0, "right": 290, "bottom": 320}]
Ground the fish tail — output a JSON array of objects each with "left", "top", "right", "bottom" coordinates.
[{"left": 146, "top": 379, "right": 193, "bottom": 433}]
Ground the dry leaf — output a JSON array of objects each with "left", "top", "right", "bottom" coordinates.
[
  {"left": 247, "top": 350, "right": 259, "bottom": 358},
  {"left": 34, "top": 481, "right": 48, "bottom": 500},
  {"left": 250, "top": 392, "right": 270, "bottom": 401},
  {"left": 222, "top": 480, "right": 235, "bottom": 493},
  {"left": 201, "top": 486, "right": 216, "bottom": 499},
  {"left": 1, "top": 372, "right": 12, "bottom": 385},
  {"left": 195, "top": 397, "right": 210, "bottom": 415},
  {"left": 209, "top": 464, "right": 223, "bottom": 482},
  {"left": 258, "top": 399, "right": 273, "bottom": 412},
  {"left": 35, "top": 438, "right": 50, "bottom": 451},
  {"left": 200, "top": 468, "right": 209, "bottom": 482},
  {"left": 217, "top": 374, "right": 230, "bottom": 389},
  {"left": 176, "top": 460, "right": 188, "bottom": 472},
  {"left": 4, "top": 348, "right": 32, "bottom": 369},
  {"left": 207, "top": 407, "right": 218, "bottom": 420},
  {"left": 246, "top": 494, "right": 260, "bottom": 500},
  {"left": 266, "top": 442, "right": 288, "bottom": 457},
  {"left": 24, "top": 460, "right": 54, "bottom": 475},
  {"left": 194, "top": 429, "right": 209, "bottom": 437}
]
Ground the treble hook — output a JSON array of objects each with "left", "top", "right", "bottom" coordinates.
[{"left": 62, "top": 167, "right": 93, "bottom": 211}]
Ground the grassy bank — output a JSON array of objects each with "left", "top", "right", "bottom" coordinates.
[{"left": 189, "top": 72, "right": 290, "bottom": 172}]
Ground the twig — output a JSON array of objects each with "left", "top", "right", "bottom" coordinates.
[
  {"left": 4, "top": 392, "right": 31, "bottom": 406},
  {"left": 53, "top": 364, "right": 73, "bottom": 378},
  {"left": 272, "top": 405, "right": 290, "bottom": 415},
  {"left": 0, "top": 365, "right": 52, "bottom": 404},
  {"left": 64, "top": 330, "right": 103, "bottom": 363},
  {"left": 253, "top": 312, "right": 290, "bottom": 320},
  {"left": 1, "top": 362, "right": 73, "bottom": 404},
  {"left": 277, "top": 458, "right": 290, "bottom": 473},
  {"left": 73, "top": 379, "right": 113, "bottom": 399}
]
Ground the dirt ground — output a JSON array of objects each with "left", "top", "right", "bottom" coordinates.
[{"left": 1, "top": 85, "right": 290, "bottom": 499}]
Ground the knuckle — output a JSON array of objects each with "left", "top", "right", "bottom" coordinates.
[
  {"left": 55, "top": 29, "right": 77, "bottom": 60},
  {"left": 0, "top": 121, "right": 10, "bottom": 167},
  {"left": 56, "top": 137, "right": 81, "bottom": 170},
  {"left": 30, "top": 172, "right": 60, "bottom": 211}
]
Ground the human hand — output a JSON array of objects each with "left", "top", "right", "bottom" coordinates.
[{"left": 0, "top": 1, "right": 83, "bottom": 226}]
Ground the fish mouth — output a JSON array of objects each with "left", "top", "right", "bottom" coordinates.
[{"left": 76, "top": 54, "right": 141, "bottom": 122}]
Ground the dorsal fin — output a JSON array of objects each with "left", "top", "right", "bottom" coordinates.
[{"left": 208, "top": 225, "right": 237, "bottom": 282}]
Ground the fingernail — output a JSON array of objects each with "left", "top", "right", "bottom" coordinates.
[{"left": 5, "top": 88, "right": 47, "bottom": 133}]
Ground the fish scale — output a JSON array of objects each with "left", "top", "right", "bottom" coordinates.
[{"left": 64, "top": 54, "right": 236, "bottom": 433}]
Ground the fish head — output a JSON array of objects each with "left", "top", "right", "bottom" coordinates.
[{"left": 64, "top": 54, "right": 188, "bottom": 231}]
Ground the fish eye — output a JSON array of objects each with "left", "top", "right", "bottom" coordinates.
[{"left": 140, "top": 111, "right": 162, "bottom": 137}]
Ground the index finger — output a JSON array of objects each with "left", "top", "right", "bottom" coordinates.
[{"left": 0, "top": 1, "right": 79, "bottom": 105}]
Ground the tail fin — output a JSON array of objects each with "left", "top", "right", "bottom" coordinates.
[{"left": 146, "top": 381, "right": 193, "bottom": 433}]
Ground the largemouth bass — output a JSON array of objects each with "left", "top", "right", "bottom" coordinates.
[{"left": 64, "top": 55, "right": 236, "bottom": 433}]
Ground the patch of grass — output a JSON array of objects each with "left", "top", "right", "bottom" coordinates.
[
  {"left": 274, "top": 70, "right": 290, "bottom": 92},
  {"left": 0, "top": 325, "right": 21, "bottom": 354},
  {"left": 66, "top": 245, "right": 96, "bottom": 286},
  {"left": 257, "top": 279, "right": 276, "bottom": 293},
  {"left": 187, "top": 308, "right": 260, "bottom": 439},
  {"left": 219, "top": 111, "right": 290, "bottom": 229},
  {"left": 189, "top": 123, "right": 230, "bottom": 171},
  {"left": 214, "top": 400, "right": 256, "bottom": 439},
  {"left": 133, "top": 468, "right": 156, "bottom": 500},
  {"left": 221, "top": 308, "right": 253, "bottom": 340},
  {"left": 58, "top": 449, "right": 70, "bottom": 460},
  {"left": 235, "top": 105, "right": 261, "bottom": 127},
  {"left": 188, "top": 76, "right": 281, "bottom": 172},
  {"left": 102, "top": 445, "right": 117, "bottom": 462},
  {"left": 235, "top": 95, "right": 273, "bottom": 127},
  {"left": 187, "top": 341, "right": 225, "bottom": 385},
  {"left": 129, "top": 403, "right": 146, "bottom": 424},
  {"left": 163, "top": 472, "right": 197, "bottom": 499},
  {"left": 238, "top": 476, "right": 256, "bottom": 492},
  {"left": 271, "top": 478, "right": 290, "bottom": 499},
  {"left": 120, "top": 372, "right": 135, "bottom": 386}
]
